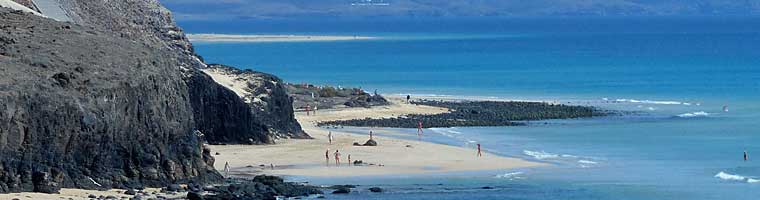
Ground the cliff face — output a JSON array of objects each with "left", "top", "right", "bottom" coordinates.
[
  {"left": 48, "top": 0, "right": 306, "bottom": 145},
  {"left": 197, "top": 65, "right": 308, "bottom": 144},
  {"left": 0, "top": 0, "right": 308, "bottom": 194},
  {"left": 0, "top": 9, "right": 221, "bottom": 193}
]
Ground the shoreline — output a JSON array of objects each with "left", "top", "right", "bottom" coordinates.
[
  {"left": 210, "top": 96, "right": 545, "bottom": 178},
  {"left": 186, "top": 33, "right": 375, "bottom": 43}
]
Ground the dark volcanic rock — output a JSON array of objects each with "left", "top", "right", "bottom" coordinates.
[
  {"left": 0, "top": 9, "right": 221, "bottom": 193},
  {"left": 50, "top": 0, "right": 308, "bottom": 145},
  {"left": 198, "top": 176, "right": 322, "bottom": 200},
  {"left": 369, "top": 187, "right": 384, "bottom": 193},
  {"left": 320, "top": 100, "right": 607, "bottom": 128},
  {"left": 363, "top": 139, "right": 378, "bottom": 146},
  {"left": 288, "top": 84, "right": 390, "bottom": 109},
  {"left": 191, "top": 65, "right": 309, "bottom": 144}
]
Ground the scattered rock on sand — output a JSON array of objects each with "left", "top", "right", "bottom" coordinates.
[{"left": 369, "top": 187, "right": 384, "bottom": 193}]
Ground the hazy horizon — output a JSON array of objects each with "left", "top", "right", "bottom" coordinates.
[{"left": 160, "top": 0, "right": 760, "bottom": 21}]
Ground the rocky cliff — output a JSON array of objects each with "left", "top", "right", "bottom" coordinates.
[
  {"left": 196, "top": 65, "right": 308, "bottom": 144},
  {"left": 0, "top": 9, "right": 221, "bottom": 193},
  {"left": 0, "top": 0, "right": 308, "bottom": 194},
  {"left": 44, "top": 0, "right": 307, "bottom": 145}
]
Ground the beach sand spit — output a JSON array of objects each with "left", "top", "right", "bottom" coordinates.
[{"left": 211, "top": 97, "right": 544, "bottom": 177}]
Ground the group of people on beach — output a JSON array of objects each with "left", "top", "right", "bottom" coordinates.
[{"left": 325, "top": 149, "right": 353, "bottom": 166}]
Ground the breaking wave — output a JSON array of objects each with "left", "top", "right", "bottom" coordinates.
[
  {"left": 495, "top": 171, "right": 524, "bottom": 180},
  {"left": 715, "top": 171, "right": 759, "bottom": 184},
  {"left": 523, "top": 150, "right": 561, "bottom": 160},
  {"left": 677, "top": 111, "right": 710, "bottom": 118},
  {"left": 615, "top": 99, "right": 685, "bottom": 105}
]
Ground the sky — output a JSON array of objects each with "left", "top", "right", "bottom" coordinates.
[{"left": 159, "top": 0, "right": 760, "bottom": 21}]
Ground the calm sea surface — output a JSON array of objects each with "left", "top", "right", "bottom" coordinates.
[{"left": 185, "top": 18, "right": 760, "bottom": 199}]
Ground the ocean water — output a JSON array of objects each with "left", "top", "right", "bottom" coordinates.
[{"left": 185, "top": 18, "right": 760, "bottom": 199}]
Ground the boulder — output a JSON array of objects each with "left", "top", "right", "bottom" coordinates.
[
  {"left": 363, "top": 139, "right": 378, "bottom": 146},
  {"left": 369, "top": 187, "right": 384, "bottom": 193}
]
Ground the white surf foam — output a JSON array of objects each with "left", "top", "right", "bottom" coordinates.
[
  {"left": 578, "top": 160, "right": 598, "bottom": 164},
  {"left": 495, "top": 171, "right": 524, "bottom": 179},
  {"left": 614, "top": 99, "right": 686, "bottom": 105},
  {"left": 715, "top": 171, "right": 758, "bottom": 184},
  {"left": 677, "top": 111, "right": 710, "bottom": 118},
  {"left": 523, "top": 150, "right": 560, "bottom": 160}
]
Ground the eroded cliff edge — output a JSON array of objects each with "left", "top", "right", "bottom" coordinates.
[
  {"left": 1, "top": 0, "right": 309, "bottom": 193},
  {"left": 0, "top": 9, "right": 221, "bottom": 193}
]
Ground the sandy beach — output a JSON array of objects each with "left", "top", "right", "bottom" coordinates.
[
  {"left": 186, "top": 34, "right": 375, "bottom": 43},
  {"left": 211, "top": 97, "right": 544, "bottom": 177},
  {"left": 0, "top": 188, "right": 184, "bottom": 200}
]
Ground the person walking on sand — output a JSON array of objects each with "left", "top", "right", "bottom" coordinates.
[
  {"left": 369, "top": 131, "right": 374, "bottom": 140},
  {"left": 477, "top": 144, "right": 482, "bottom": 157},
  {"left": 328, "top": 131, "right": 333, "bottom": 144},
  {"left": 406, "top": 95, "right": 411, "bottom": 103},
  {"left": 334, "top": 150, "right": 342, "bottom": 166},
  {"left": 348, "top": 154, "right": 352, "bottom": 165},
  {"left": 223, "top": 162, "right": 231, "bottom": 176},
  {"left": 313, "top": 105, "right": 318, "bottom": 115},
  {"left": 306, "top": 104, "right": 311, "bottom": 116}
]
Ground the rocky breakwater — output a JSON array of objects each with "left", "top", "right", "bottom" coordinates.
[
  {"left": 320, "top": 100, "right": 609, "bottom": 128},
  {"left": 0, "top": 9, "right": 221, "bottom": 193},
  {"left": 192, "top": 65, "right": 309, "bottom": 144}
]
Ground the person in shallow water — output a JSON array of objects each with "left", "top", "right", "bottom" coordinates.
[
  {"left": 745, "top": 151, "right": 749, "bottom": 161},
  {"left": 477, "top": 144, "right": 482, "bottom": 157},
  {"left": 417, "top": 121, "right": 424, "bottom": 140}
]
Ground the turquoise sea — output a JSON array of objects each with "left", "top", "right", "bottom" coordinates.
[{"left": 184, "top": 18, "right": 760, "bottom": 199}]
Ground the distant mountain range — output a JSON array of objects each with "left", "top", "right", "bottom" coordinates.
[{"left": 159, "top": 0, "right": 760, "bottom": 20}]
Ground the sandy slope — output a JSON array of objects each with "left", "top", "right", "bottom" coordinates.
[{"left": 211, "top": 97, "right": 544, "bottom": 177}]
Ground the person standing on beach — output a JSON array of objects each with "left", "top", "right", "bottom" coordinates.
[
  {"left": 223, "top": 162, "right": 231, "bottom": 176},
  {"left": 325, "top": 149, "right": 330, "bottom": 165},
  {"left": 369, "top": 131, "right": 374, "bottom": 140},
  {"left": 477, "top": 144, "right": 482, "bottom": 157},
  {"left": 406, "top": 95, "right": 411, "bottom": 103},
  {"left": 306, "top": 104, "right": 311, "bottom": 116},
  {"left": 335, "top": 150, "right": 342, "bottom": 166},
  {"left": 328, "top": 131, "right": 333, "bottom": 144},
  {"left": 313, "top": 105, "right": 318, "bottom": 115},
  {"left": 348, "top": 154, "right": 352, "bottom": 165}
]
